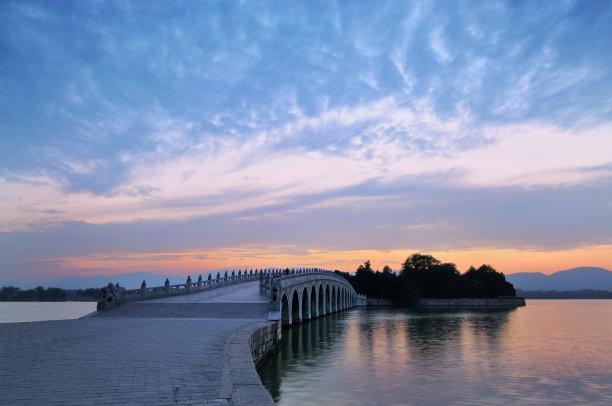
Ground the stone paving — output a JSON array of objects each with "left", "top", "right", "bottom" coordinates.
[
  {"left": 93, "top": 303, "right": 270, "bottom": 319},
  {"left": 0, "top": 281, "right": 273, "bottom": 406},
  {"left": 147, "top": 281, "right": 268, "bottom": 304}
]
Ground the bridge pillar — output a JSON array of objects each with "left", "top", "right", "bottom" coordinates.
[
  {"left": 301, "top": 287, "right": 311, "bottom": 321},
  {"left": 318, "top": 284, "right": 325, "bottom": 317},
  {"left": 281, "top": 293, "right": 291, "bottom": 326},
  {"left": 343, "top": 289, "right": 347, "bottom": 310},
  {"left": 310, "top": 286, "right": 318, "bottom": 319},
  {"left": 331, "top": 285, "right": 337, "bottom": 313}
]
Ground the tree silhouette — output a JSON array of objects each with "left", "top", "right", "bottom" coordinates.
[{"left": 337, "top": 253, "right": 518, "bottom": 303}]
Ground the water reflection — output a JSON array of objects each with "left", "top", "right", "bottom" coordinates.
[
  {"left": 259, "top": 313, "right": 349, "bottom": 401},
  {"left": 258, "top": 303, "right": 612, "bottom": 406}
]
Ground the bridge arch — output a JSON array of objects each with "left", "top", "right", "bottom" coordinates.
[
  {"left": 291, "top": 290, "right": 300, "bottom": 324},
  {"left": 260, "top": 268, "right": 367, "bottom": 326}
]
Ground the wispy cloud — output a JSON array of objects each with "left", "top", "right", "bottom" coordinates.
[
  {"left": 1, "top": 96, "right": 611, "bottom": 231},
  {"left": 1, "top": 0, "right": 612, "bottom": 282}
]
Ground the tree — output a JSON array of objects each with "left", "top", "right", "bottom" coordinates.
[
  {"left": 334, "top": 254, "right": 517, "bottom": 304},
  {"left": 461, "top": 264, "right": 516, "bottom": 298},
  {"left": 45, "top": 287, "right": 68, "bottom": 301},
  {"left": 0, "top": 286, "right": 20, "bottom": 301},
  {"left": 401, "top": 253, "right": 441, "bottom": 275},
  {"left": 398, "top": 253, "right": 460, "bottom": 299},
  {"left": 354, "top": 261, "right": 378, "bottom": 298}
]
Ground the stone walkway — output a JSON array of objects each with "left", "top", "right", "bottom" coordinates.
[
  {"left": 147, "top": 281, "right": 268, "bottom": 304},
  {"left": 0, "top": 281, "right": 274, "bottom": 406}
]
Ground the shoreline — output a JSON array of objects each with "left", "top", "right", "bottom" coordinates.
[
  {"left": 222, "top": 321, "right": 281, "bottom": 406},
  {"left": 418, "top": 297, "right": 526, "bottom": 307}
]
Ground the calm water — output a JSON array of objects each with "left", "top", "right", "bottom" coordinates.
[
  {"left": 258, "top": 300, "right": 612, "bottom": 405},
  {"left": 0, "top": 302, "right": 97, "bottom": 323}
]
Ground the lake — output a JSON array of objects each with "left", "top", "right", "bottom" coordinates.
[
  {"left": 258, "top": 300, "right": 612, "bottom": 405},
  {"left": 0, "top": 302, "right": 97, "bottom": 323}
]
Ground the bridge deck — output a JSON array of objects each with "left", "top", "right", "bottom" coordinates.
[
  {"left": 0, "top": 281, "right": 273, "bottom": 406},
  {"left": 146, "top": 281, "right": 268, "bottom": 303}
]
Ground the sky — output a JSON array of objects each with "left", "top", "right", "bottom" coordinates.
[{"left": 1, "top": 0, "right": 611, "bottom": 286}]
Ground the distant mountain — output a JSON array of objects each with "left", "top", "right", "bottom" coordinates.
[
  {"left": 13, "top": 271, "right": 219, "bottom": 290},
  {"left": 507, "top": 267, "right": 612, "bottom": 291}
]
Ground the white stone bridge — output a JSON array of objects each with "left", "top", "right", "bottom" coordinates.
[
  {"left": 3, "top": 268, "right": 368, "bottom": 406},
  {"left": 101, "top": 268, "right": 367, "bottom": 326},
  {"left": 259, "top": 269, "right": 367, "bottom": 325}
]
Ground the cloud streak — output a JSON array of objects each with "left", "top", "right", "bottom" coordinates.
[
  {"left": 2, "top": 97, "right": 610, "bottom": 231},
  {"left": 1, "top": 1, "right": 611, "bottom": 282}
]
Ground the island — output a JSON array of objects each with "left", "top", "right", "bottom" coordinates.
[{"left": 335, "top": 253, "right": 524, "bottom": 306}]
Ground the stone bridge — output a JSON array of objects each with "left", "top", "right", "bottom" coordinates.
[
  {"left": 100, "top": 267, "right": 367, "bottom": 325},
  {"left": 259, "top": 269, "right": 367, "bottom": 325},
  {"left": 3, "top": 268, "right": 368, "bottom": 406}
]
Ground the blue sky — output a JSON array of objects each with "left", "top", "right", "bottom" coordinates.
[{"left": 1, "top": 0, "right": 611, "bottom": 285}]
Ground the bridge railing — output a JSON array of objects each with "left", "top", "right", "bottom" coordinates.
[
  {"left": 99, "top": 268, "right": 280, "bottom": 309},
  {"left": 99, "top": 267, "right": 367, "bottom": 310},
  {"left": 258, "top": 268, "right": 367, "bottom": 302}
]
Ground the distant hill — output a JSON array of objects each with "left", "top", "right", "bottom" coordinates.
[
  {"left": 516, "top": 289, "right": 612, "bottom": 299},
  {"left": 507, "top": 267, "right": 612, "bottom": 291}
]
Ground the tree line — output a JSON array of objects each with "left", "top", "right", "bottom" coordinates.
[
  {"left": 335, "top": 253, "right": 516, "bottom": 304},
  {"left": 0, "top": 286, "right": 103, "bottom": 302}
]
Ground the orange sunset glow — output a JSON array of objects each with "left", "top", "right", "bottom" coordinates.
[{"left": 17, "top": 245, "right": 612, "bottom": 283}]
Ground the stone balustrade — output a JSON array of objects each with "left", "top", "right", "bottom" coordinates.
[
  {"left": 99, "top": 269, "right": 274, "bottom": 310},
  {"left": 98, "top": 267, "right": 367, "bottom": 314},
  {"left": 258, "top": 268, "right": 366, "bottom": 302}
]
